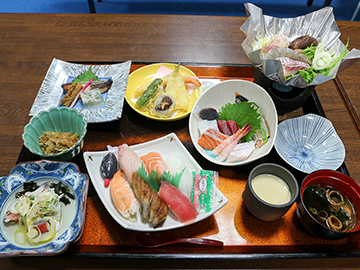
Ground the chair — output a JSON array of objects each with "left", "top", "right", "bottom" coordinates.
[
  {"left": 307, "top": 0, "right": 332, "bottom": 7},
  {"left": 88, "top": 0, "right": 96, "bottom": 13},
  {"left": 351, "top": 1, "right": 360, "bottom": 20}
]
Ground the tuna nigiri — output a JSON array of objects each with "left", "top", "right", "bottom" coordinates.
[
  {"left": 118, "top": 144, "right": 147, "bottom": 183},
  {"left": 110, "top": 170, "right": 139, "bottom": 220},
  {"left": 140, "top": 152, "right": 168, "bottom": 177},
  {"left": 197, "top": 128, "right": 228, "bottom": 151},
  {"left": 159, "top": 181, "right": 198, "bottom": 225}
]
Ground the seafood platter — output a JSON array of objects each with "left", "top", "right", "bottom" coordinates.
[{"left": 84, "top": 133, "right": 228, "bottom": 231}]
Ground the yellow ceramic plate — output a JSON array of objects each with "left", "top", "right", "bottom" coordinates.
[{"left": 125, "top": 63, "right": 200, "bottom": 121}]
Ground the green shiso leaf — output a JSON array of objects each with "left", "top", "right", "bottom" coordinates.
[
  {"left": 72, "top": 67, "right": 98, "bottom": 83},
  {"left": 135, "top": 164, "right": 185, "bottom": 192},
  {"left": 218, "top": 102, "right": 261, "bottom": 142}
]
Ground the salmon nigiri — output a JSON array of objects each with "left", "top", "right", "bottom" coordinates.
[
  {"left": 110, "top": 170, "right": 139, "bottom": 220},
  {"left": 140, "top": 152, "right": 168, "bottom": 177},
  {"left": 118, "top": 143, "right": 147, "bottom": 183},
  {"left": 159, "top": 181, "right": 198, "bottom": 225}
]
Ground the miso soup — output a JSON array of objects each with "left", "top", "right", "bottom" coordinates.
[{"left": 303, "top": 184, "right": 357, "bottom": 232}]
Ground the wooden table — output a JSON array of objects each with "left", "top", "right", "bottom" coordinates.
[{"left": 1, "top": 13, "right": 360, "bottom": 269}]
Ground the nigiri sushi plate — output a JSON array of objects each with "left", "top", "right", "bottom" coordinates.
[
  {"left": 125, "top": 63, "right": 201, "bottom": 121},
  {"left": 84, "top": 133, "right": 228, "bottom": 232},
  {"left": 189, "top": 79, "right": 278, "bottom": 166}
]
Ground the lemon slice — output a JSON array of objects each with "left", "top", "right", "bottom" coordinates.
[{"left": 27, "top": 217, "right": 56, "bottom": 243}]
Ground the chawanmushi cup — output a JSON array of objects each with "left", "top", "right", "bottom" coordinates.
[{"left": 243, "top": 163, "right": 299, "bottom": 221}]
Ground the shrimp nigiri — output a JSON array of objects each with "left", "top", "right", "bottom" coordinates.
[
  {"left": 140, "top": 152, "right": 168, "bottom": 177},
  {"left": 110, "top": 170, "right": 139, "bottom": 220},
  {"left": 118, "top": 143, "right": 147, "bottom": 183}
]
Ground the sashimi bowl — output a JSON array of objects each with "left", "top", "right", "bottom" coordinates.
[
  {"left": 189, "top": 79, "right": 278, "bottom": 166},
  {"left": 274, "top": 114, "right": 345, "bottom": 174},
  {"left": 22, "top": 107, "right": 87, "bottom": 161}
]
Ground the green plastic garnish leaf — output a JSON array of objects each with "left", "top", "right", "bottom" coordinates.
[
  {"left": 218, "top": 102, "right": 261, "bottom": 142},
  {"left": 72, "top": 67, "right": 98, "bottom": 83},
  {"left": 135, "top": 164, "right": 185, "bottom": 192}
]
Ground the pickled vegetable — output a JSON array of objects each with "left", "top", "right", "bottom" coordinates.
[{"left": 100, "top": 152, "right": 119, "bottom": 184}]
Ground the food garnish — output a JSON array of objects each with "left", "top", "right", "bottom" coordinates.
[
  {"left": 73, "top": 67, "right": 98, "bottom": 83},
  {"left": 218, "top": 101, "right": 261, "bottom": 142}
]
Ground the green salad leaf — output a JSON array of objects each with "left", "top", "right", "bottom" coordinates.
[
  {"left": 72, "top": 67, "right": 98, "bottom": 83},
  {"left": 218, "top": 102, "right": 261, "bottom": 142}
]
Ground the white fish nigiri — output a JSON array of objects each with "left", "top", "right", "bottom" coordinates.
[{"left": 118, "top": 143, "right": 147, "bottom": 183}]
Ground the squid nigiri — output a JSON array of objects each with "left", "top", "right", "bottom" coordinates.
[
  {"left": 140, "top": 152, "right": 168, "bottom": 177},
  {"left": 110, "top": 170, "right": 139, "bottom": 220},
  {"left": 159, "top": 181, "right": 198, "bottom": 225},
  {"left": 118, "top": 144, "right": 147, "bottom": 183}
]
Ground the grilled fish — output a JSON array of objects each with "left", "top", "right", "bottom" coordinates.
[
  {"left": 132, "top": 172, "right": 168, "bottom": 228},
  {"left": 61, "top": 78, "right": 113, "bottom": 94}
]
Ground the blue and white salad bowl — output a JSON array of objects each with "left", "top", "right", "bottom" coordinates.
[
  {"left": 0, "top": 160, "right": 89, "bottom": 257},
  {"left": 274, "top": 114, "right": 345, "bottom": 174}
]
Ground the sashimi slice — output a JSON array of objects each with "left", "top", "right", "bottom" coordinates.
[
  {"left": 140, "top": 152, "right": 168, "bottom": 177},
  {"left": 198, "top": 128, "right": 228, "bottom": 150},
  {"left": 217, "top": 120, "right": 232, "bottom": 136},
  {"left": 159, "top": 181, "right": 198, "bottom": 225},
  {"left": 227, "top": 120, "right": 239, "bottom": 135},
  {"left": 276, "top": 56, "right": 310, "bottom": 77},
  {"left": 118, "top": 143, "right": 147, "bottom": 183},
  {"left": 226, "top": 141, "right": 256, "bottom": 163},
  {"left": 214, "top": 124, "right": 252, "bottom": 161}
]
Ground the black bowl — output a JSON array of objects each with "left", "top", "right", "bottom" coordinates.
[
  {"left": 253, "top": 67, "right": 315, "bottom": 116},
  {"left": 296, "top": 170, "right": 360, "bottom": 240}
]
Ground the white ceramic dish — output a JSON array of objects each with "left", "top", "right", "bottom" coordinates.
[
  {"left": 83, "top": 133, "right": 228, "bottom": 232},
  {"left": 0, "top": 160, "right": 89, "bottom": 257},
  {"left": 189, "top": 79, "right": 278, "bottom": 166},
  {"left": 29, "top": 58, "right": 132, "bottom": 123},
  {"left": 275, "top": 113, "right": 346, "bottom": 174}
]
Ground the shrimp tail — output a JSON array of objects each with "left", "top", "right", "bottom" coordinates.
[{"left": 213, "top": 124, "right": 252, "bottom": 161}]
